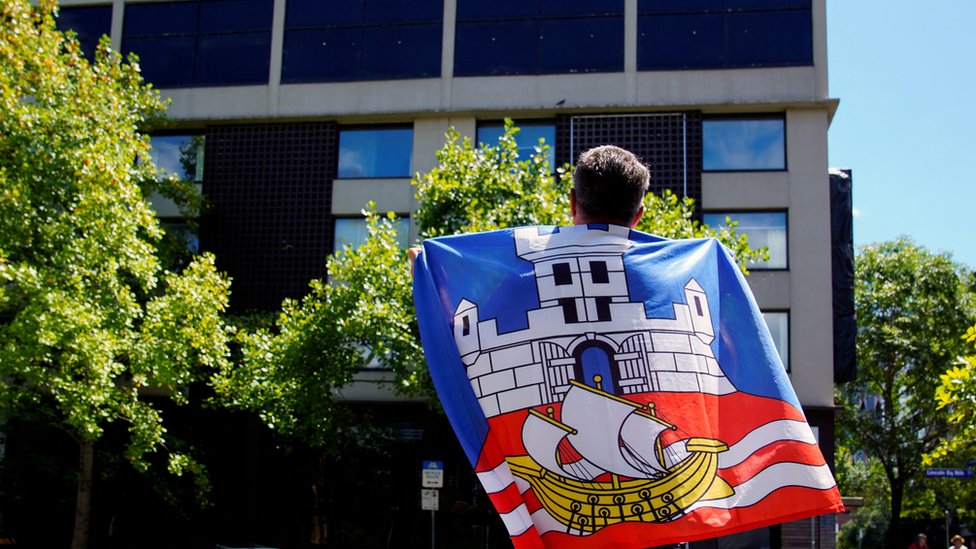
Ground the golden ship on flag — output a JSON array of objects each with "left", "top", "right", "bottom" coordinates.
[{"left": 507, "top": 377, "right": 732, "bottom": 533}]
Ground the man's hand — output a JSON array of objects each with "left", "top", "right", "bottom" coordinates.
[{"left": 407, "top": 246, "right": 422, "bottom": 278}]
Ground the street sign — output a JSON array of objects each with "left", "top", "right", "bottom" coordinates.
[
  {"left": 421, "top": 489, "right": 439, "bottom": 511},
  {"left": 422, "top": 460, "right": 444, "bottom": 488},
  {"left": 925, "top": 468, "right": 973, "bottom": 478}
]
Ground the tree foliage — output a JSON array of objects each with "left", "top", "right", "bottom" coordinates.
[
  {"left": 213, "top": 210, "right": 424, "bottom": 448},
  {"left": 836, "top": 238, "right": 975, "bottom": 548},
  {"left": 932, "top": 322, "right": 976, "bottom": 461},
  {"left": 0, "top": 1, "right": 231, "bottom": 546}
]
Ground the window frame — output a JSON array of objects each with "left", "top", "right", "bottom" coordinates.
[
  {"left": 701, "top": 114, "right": 787, "bottom": 173},
  {"left": 331, "top": 215, "right": 412, "bottom": 255},
  {"left": 476, "top": 119, "right": 557, "bottom": 171},
  {"left": 702, "top": 209, "right": 789, "bottom": 271},
  {"left": 761, "top": 309, "right": 790, "bottom": 373},
  {"left": 121, "top": 0, "right": 274, "bottom": 88},
  {"left": 336, "top": 125, "right": 415, "bottom": 180}
]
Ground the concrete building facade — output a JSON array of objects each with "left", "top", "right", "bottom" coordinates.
[{"left": 54, "top": 1, "right": 845, "bottom": 547}]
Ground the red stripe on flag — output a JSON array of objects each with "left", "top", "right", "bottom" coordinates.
[{"left": 718, "top": 440, "right": 828, "bottom": 486}]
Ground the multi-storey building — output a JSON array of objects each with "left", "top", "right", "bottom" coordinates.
[{"left": 52, "top": 1, "right": 851, "bottom": 547}]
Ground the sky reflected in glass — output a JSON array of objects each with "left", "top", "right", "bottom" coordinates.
[
  {"left": 338, "top": 128, "right": 413, "bottom": 178},
  {"left": 703, "top": 118, "right": 785, "bottom": 171}
]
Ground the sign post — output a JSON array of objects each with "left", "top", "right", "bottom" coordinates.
[{"left": 422, "top": 461, "right": 444, "bottom": 549}]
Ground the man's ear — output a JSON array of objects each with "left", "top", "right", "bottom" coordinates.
[
  {"left": 630, "top": 203, "right": 645, "bottom": 228},
  {"left": 569, "top": 188, "right": 578, "bottom": 220}
]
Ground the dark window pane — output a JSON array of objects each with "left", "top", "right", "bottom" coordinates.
[
  {"left": 638, "top": 14, "right": 724, "bottom": 70},
  {"left": 559, "top": 298, "right": 579, "bottom": 323},
  {"left": 454, "top": 20, "right": 539, "bottom": 76},
  {"left": 125, "top": 36, "right": 197, "bottom": 88},
  {"left": 285, "top": 0, "right": 364, "bottom": 27},
  {"left": 477, "top": 121, "right": 556, "bottom": 167},
  {"left": 365, "top": 0, "right": 443, "bottom": 24},
  {"left": 338, "top": 128, "right": 413, "bottom": 178},
  {"left": 124, "top": 2, "right": 198, "bottom": 35},
  {"left": 639, "top": 0, "right": 722, "bottom": 13},
  {"left": 362, "top": 23, "right": 441, "bottom": 80},
  {"left": 726, "top": 10, "right": 811, "bottom": 67},
  {"left": 199, "top": 0, "right": 274, "bottom": 32},
  {"left": 595, "top": 296, "right": 612, "bottom": 321},
  {"left": 457, "top": 0, "right": 539, "bottom": 19},
  {"left": 703, "top": 118, "right": 785, "bottom": 171},
  {"left": 539, "top": 16, "right": 623, "bottom": 74},
  {"left": 540, "top": 0, "right": 623, "bottom": 16},
  {"left": 590, "top": 261, "right": 609, "bottom": 284},
  {"left": 282, "top": 28, "right": 363, "bottom": 83},
  {"left": 57, "top": 6, "right": 112, "bottom": 59},
  {"left": 733, "top": 0, "right": 810, "bottom": 9},
  {"left": 196, "top": 32, "right": 271, "bottom": 85},
  {"left": 150, "top": 135, "right": 205, "bottom": 182},
  {"left": 552, "top": 263, "right": 572, "bottom": 286}
]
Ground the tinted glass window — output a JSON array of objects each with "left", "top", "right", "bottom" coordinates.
[
  {"left": 637, "top": 0, "right": 812, "bottom": 70},
  {"left": 338, "top": 128, "right": 413, "bottom": 178},
  {"left": 57, "top": 5, "right": 112, "bottom": 59},
  {"left": 334, "top": 217, "right": 410, "bottom": 253},
  {"left": 702, "top": 117, "right": 785, "bottom": 171},
  {"left": 150, "top": 135, "right": 205, "bottom": 182},
  {"left": 283, "top": 0, "right": 442, "bottom": 83},
  {"left": 702, "top": 211, "right": 787, "bottom": 269},
  {"left": 477, "top": 121, "right": 556, "bottom": 168},
  {"left": 123, "top": 0, "right": 273, "bottom": 88},
  {"left": 762, "top": 311, "right": 789, "bottom": 371},
  {"left": 362, "top": 24, "right": 442, "bottom": 79},
  {"left": 455, "top": 0, "right": 624, "bottom": 76}
]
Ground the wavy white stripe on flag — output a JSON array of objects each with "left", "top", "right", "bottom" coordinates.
[
  {"left": 718, "top": 419, "right": 819, "bottom": 469},
  {"left": 530, "top": 507, "right": 591, "bottom": 537},
  {"left": 687, "top": 462, "right": 836, "bottom": 513},
  {"left": 477, "top": 461, "right": 516, "bottom": 493},
  {"left": 499, "top": 504, "right": 534, "bottom": 537}
]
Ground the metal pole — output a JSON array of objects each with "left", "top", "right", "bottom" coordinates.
[
  {"left": 946, "top": 509, "right": 950, "bottom": 548},
  {"left": 431, "top": 510, "right": 436, "bottom": 549}
]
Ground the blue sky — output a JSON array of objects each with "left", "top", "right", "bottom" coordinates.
[{"left": 827, "top": 1, "right": 976, "bottom": 269}]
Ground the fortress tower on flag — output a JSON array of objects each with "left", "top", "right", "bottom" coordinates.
[{"left": 453, "top": 224, "right": 735, "bottom": 418}]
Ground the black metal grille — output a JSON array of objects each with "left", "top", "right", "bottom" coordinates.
[
  {"left": 555, "top": 113, "right": 703, "bottom": 207},
  {"left": 200, "top": 122, "right": 337, "bottom": 311}
]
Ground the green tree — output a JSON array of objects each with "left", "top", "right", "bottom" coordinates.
[
  {"left": 932, "top": 322, "right": 976, "bottom": 460},
  {"left": 836, "top": 238, "right": 975, "bottom": 548},
  {"left": 0, "top": 1, "right": 231, "bottom": 547}
]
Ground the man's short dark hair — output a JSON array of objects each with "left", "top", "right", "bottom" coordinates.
[{"left": 573, "top": 145, "right": 650, "bottom": 226}]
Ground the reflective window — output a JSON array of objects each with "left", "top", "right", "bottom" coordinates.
[
  {"left": 282, "top": 0, "right": 442, "bottom": 83},
  {"left": 762, "top": 311, "right": 789, "bottom": 372},
  {"left": 702, "top": 211, "right": 787, "bottom": 269},
  {"left": 123, "top": 0, "right": 273, "bottom": 88},
  {"left": 56, "top": 5, "right": 112, "bottom": 60},
  {"left": 637, "top": 0, "right": 811, "bottom": 70},
  {"left": 149, "top": 135, "right": 205, "bottom": 182},
  {"left": 477, "top": 121, "right": 556, "bottom": 168},
  {"left": 703, "top": 117, "right": 785, "bottom": 171},
  {"left": 333, "top": 217, "right": 410, "bottom": 253},
  {"left": 338, "top": 127, "right": 413, "bottom": 178},
  {"left": 455, "top": 0, "right": 624, "bottom": 76}
]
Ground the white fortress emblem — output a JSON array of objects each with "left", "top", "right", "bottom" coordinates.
[{"left": 452, "top": 225, "right": 736, "bottom": 418}]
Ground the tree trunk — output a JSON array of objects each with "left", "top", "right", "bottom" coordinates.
[
  {"left": 70, "top": 439, "right": 94, "bottom": 549},
  {"left": 886, "top": 477, "right": 904, "bottom": 549}
]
